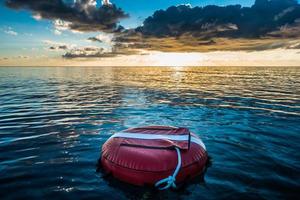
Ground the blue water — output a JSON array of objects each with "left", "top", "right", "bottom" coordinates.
[{"left": 0, "top": 66, "right": 299, "bottom": 199}]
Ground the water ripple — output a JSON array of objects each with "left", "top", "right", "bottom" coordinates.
[{"left": 0, "top": 66, "right": 299, "bottom": 199}]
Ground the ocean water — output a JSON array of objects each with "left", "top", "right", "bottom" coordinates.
[{"left": 0, "top": 66, "right": 299, "bottom": 200}]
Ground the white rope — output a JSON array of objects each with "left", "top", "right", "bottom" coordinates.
[{"left": 154, "top": 147, "right": 181, "bottom": 190}]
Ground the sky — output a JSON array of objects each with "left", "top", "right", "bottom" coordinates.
[{"left": 0, "top": 0, "right": 300, "bottom": 66}]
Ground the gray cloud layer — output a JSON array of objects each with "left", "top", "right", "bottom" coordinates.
[
  {"left": 5, "top": 0, "right": 128, "bottom": 32},
  {"left": 137, "top": 0, "right": 300, "bottom": 38}
]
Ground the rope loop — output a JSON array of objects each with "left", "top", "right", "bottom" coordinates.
[{"left": 155, "top": 147, "right": 181, "bottom": 190}]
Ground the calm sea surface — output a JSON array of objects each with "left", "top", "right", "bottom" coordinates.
[{"left": 0, "top": 66, "right": 299, "bottom": 200}]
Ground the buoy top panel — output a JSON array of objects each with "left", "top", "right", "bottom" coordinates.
[{"left": 114, "top": 126, "right": 191, "bottom": 150}]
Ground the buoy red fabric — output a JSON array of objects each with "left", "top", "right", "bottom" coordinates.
[{"left": 101, "top": 126, "right": 208, "bottom": 188}]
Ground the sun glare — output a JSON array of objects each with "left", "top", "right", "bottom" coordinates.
[{"left": 147, "top": 52, "right": 203, "bottom": 66}]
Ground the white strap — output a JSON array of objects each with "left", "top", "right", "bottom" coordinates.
[
  {"left": 191, "top": 136, "right": 206, "bottom": 150},
  {"left": 109, "top": 132, "right": 206, "bottom": 150},
  {"left": 155, "top": 147, "right": 181, "bottom": 190},
  {"left": 111, "top": 132, "right": 189, "bottom": 141}
]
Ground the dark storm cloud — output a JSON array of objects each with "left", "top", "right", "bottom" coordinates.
[
  {"left": 5, "top": 0, "right": 128, "bottom": 32},
  {"left": 105, "top": 0, "right": 300, "bottom": 54},
  {"left": 137, "top": 0, "right": 300, "bottom": 38}
]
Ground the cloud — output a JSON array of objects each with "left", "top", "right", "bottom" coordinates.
[
  {"left": 137, "top": 0, "right": 300, "bottom": 38},
  {"left": 17, "top": 55, "right": 29, "bottom": 59},
  {"left": 42, "top": 38, "right": 134, "bottom": 58},
  {"left": 49, "top": 45, "right": 68, "bottom": 51},
  {"left": 252, "top": 39, "right": 300, "bottom": 50},
  {"left": 286, "top": 41, "right": 300, "bottom": 49},
  {"left": 62, "top": 44, "right": 139, "bottom": 58},
  {"left": 87, "top": 33, "right": 114, "bottom": 44},
  {"left": 53, "top": 19, "right": 84, "bottom": 34},
  {"left": 113, "top": 32, "right": 300, "bottom": 54},
  {"left": 53, "top": 29, "right": 62, "bottom": 35},
  {"left": 267, "top": 19, "right": 300, "bottom": 38},
  {"left": 3, "top": 27, "right": 18, "bottom": 36},
  {"left": 4, "top": 30, "right": 18, "bottom": 36},
  {"left": 5, "top": 0, "right": 128, "bottom": 33},
  {"left": 102, "top": 0, "right": 112, "bottom": 6},
  {"left": 43, "top": 40, "right": 76, "bottom": 51},
  {"left": 87, "top": 37, "right": 102, "bottom": 43},
  {"left": 62, "top": 46, "right": 111, "bottom": 58},
  {"left": 110, "top": 0, "right": 300, "bottom": 54}
]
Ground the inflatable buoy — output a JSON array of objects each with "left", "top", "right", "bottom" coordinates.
[{"left": 101, "top": 126, "right": 208, "bottom": 190}]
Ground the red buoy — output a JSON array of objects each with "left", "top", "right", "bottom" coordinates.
[{"left": 101, "top": 126, "right": 208, "bottom": 189}]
